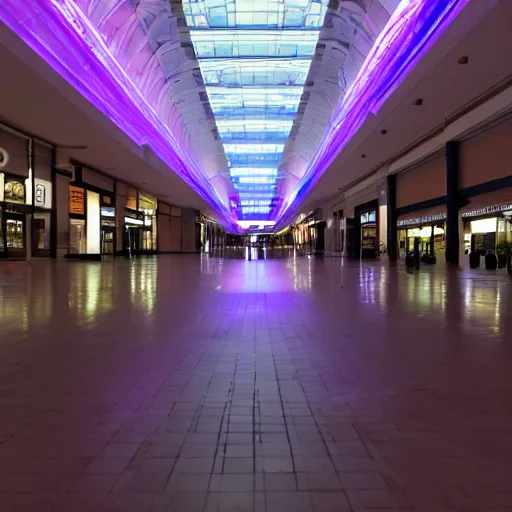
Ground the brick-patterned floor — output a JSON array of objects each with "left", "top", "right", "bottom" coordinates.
[{"left": 0, "top": 256, "right": 511, "bottom": 511}]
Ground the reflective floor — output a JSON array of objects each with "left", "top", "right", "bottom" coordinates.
[{"left": 0, "top": 256, "right": 511, "bottom": 511}]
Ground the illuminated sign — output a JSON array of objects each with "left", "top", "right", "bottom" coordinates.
[
  {"left": 361, "top": 210, "right": 376, "bottom": 225},
  {"left": 125, "top": 216, "right": 143, "bottom": 225},
  {"left": 397, "top": 213, "right": 447, "bottom": 227},
  {"left": 4, "top": 180, "right": 25, "bottom": 203},
  {"left": 69, "top": 186, "right": 85, "bottom": 214},
  {"left": 101, "top": 207, "right": 115, "bottom": 218},
  {"left": 35, "top": 183, "right": 45, "bottom": 206},
  {"left": 462, "top": 203, "right": 512, "bottom": 218}
]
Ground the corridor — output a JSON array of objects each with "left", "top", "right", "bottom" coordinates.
[{"left": 0, "top": 256, "right": 511, "bottom": 511}]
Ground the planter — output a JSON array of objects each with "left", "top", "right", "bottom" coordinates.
[
  {"left": 485, "top": 253, "right": 498, "bottom": 270},
  {"left": 469, "top": 251, "right": 481, "bottom": 269},
  {"left": 497, "top": 254, "right": 508, "bottom": 268}
]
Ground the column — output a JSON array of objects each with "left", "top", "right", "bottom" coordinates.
[
  {"left": 378, "top": 170, "right": 388, "bottom": 259},
  {"left": 387, "top": 174, "right": 398, "bottom": 263},
  {"left": 445, "top": 140, "right": 460, "bottom": 265}
]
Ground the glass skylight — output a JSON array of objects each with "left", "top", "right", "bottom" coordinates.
[{"left": 184, "top": 0, "right": 328, "bottom": 219}]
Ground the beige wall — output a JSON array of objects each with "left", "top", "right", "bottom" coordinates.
[
  {"left": 396, "top": 156, "right": 446, "bottom": 208},
  {"left": 460, "top": 117, "right": 512, "bottom": 189},
  {"left": 181, "top": 220, "right": 196, "bottom": 253},
  {"left": 157, "top": 214, "right": 171, "bottom": 252},
  {"left": 170, "top": 217, "right": 182, "bottom": 252}
]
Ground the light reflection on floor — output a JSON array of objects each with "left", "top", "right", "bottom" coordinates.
[{"left": 0, "top": 255, "right": 511, "bottom": 509}]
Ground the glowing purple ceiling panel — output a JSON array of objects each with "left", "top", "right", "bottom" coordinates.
[{"left": 0, "top": 0, "right": 468, "bottom": 231}]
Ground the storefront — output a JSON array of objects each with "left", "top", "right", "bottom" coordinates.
[
  {"left": 461, "top": 194, "right": 512, "bottom": 268},
  {"left": 397, "top": 209, "right": 447, "bottom": 263},
  {"left": 292, "top": 209, "right": 324, "bottom": 255},
  {"left": 67, "top": 167, "right": 115, "bottom": 259},
  {"left": 0, "top": 129, "right": 30, "bottom": 259},
  {"left": 30, "top": 142, "right": 53, "bottom": 257},
  {"left": 123, "top": 189, "right": 157, "bottom": 256},
  {"left": 354, "top": 200, "right": 379, "bottom": 259},
  {"left": 0, "top": 173, "right": 29, "bottom": 258},
  {"left": 100, "top": 200, "right": 115, "bottom": 256}
]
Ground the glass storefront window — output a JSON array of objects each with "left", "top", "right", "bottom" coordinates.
[
  {"left": 86, "top": 191, "right": 100, "bottom": 254},
  {"left": 69, "top": 219, "right": 86, "bottom": 254},
  {"left": 6, "top": 218, "right": 24, "bottom": 249},
  {"left": 33, "top": 212, "right": 50, "bottom": 250}
]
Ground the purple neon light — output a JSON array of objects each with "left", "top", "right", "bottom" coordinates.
[
  {"left": 0, "top": 0, "right": 240, "bottom": 231},
  {"left": 0, "top": 0, "right": 467, "bottom": 231},
  {"left": 273, "top": 0, "right": 469, "bottom": 226}
]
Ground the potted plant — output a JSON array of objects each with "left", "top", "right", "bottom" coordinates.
[{"left": 496, "top": 241, "right": 512, "bottom": 269}]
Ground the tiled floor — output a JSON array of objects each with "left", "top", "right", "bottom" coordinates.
[{"left": 0, "top": 255, "right": 511, "bottom": 511}]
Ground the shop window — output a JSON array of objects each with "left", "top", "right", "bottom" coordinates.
[
  {"left": 86, "top": 191, "right": 101, "bottom": 254},
  {"left": 33, "top": 212, "right": 51, "bottom": 250},
  {"left": 361, "top": 225, "right": 377, "bottom": 250},
  {"left": 6, "top": 218, "right": 24, "bottom": 249},
  {"left": 69, "top": 219, "right": 86, "bottom": 254}
]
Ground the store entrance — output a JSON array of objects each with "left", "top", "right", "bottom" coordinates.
[
  {"left": 124, "top": 226, "right": 141, "bottom": 257},
  {"left": 3, "top": 212, "right": 26, "bottom": 259},
  {"left": 101, "top": 227, "right": 115, "bottom": 257}
]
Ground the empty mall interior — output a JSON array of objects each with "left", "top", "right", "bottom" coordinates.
[{"left": 1, "top": 1, "right": 512, "bottom": 511}]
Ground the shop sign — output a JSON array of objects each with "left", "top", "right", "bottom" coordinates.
[
  {"left": 126, "top": 188, "right": 137, "bottom": 210},
  {"left": 35, "top": 183, "right": 46, "bottom": 207},
  {"left": 25, "top": 178, "right": 52, "bottom": 209},
  {"left": 101, "top": 206, "right": 115, "bottom": 218},
  {"left": 462, "top": 203, "right": 512, "bottom": 218},
  {"left": 397, "top": 212, "right": 447, "bottom": 227},
  {"left": 4, "top": 179, "right": 25, "bottom": 203},
  {"left": 125, "top": 216, "right": 143, "bottom": 226},
  {"left": 69, "top": 185, "right": 85, "bottom": 214},
  {"left": 139, "top": 192, "right": 157, "bottom": 211},
  {"left": 360, "top": 209, "right": 376, "bottom": 225}
]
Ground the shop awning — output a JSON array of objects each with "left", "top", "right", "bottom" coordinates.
[
  {"left": 397, "top": 205, "right": 447, "bottom": 227},
  {"left": 461, "top": 187, "right": 512, "bottom": 216}
]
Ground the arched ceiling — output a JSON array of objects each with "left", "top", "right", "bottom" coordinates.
[{"left": 1, "top": 0, "right": 469, "bottom": 231}]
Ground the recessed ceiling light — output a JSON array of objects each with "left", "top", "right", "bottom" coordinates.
[
  {"left": 458, "top": 56, "right": 469, "bottom": 65},
  {"left": 414, "top": 98, "right": 423, "bottom": 106},
  {"left": 381, "top": 129, "right": 388, "bottom": 135},
  {"left": 361, "top": 154, "right": 367, "bottom": 159}
]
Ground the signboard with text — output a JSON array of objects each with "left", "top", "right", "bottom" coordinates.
[{"left": 69, "top": 186, "right": 85, "bottom": 215}]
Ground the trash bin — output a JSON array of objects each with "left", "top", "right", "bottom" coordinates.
[
  {"left": 485, "top": 251, "right": 497, "bottom": 270},
  {"left": 469, "top": 251, "right": 481, "bottom": 269}
]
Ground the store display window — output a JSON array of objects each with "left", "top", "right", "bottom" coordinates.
[
  {"left": 360, "top": 209, "right": 377, "bottom": 256},
  {"left": 69, "top": 219, "right": 86, "bottom": 254}
]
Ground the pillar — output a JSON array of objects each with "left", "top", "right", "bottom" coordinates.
[
  {"left": 387, "top": 174, "right": 398, "bottom": 263},
  {"left": 445, "top": 140, "right": 460, "bottom": 265}
]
